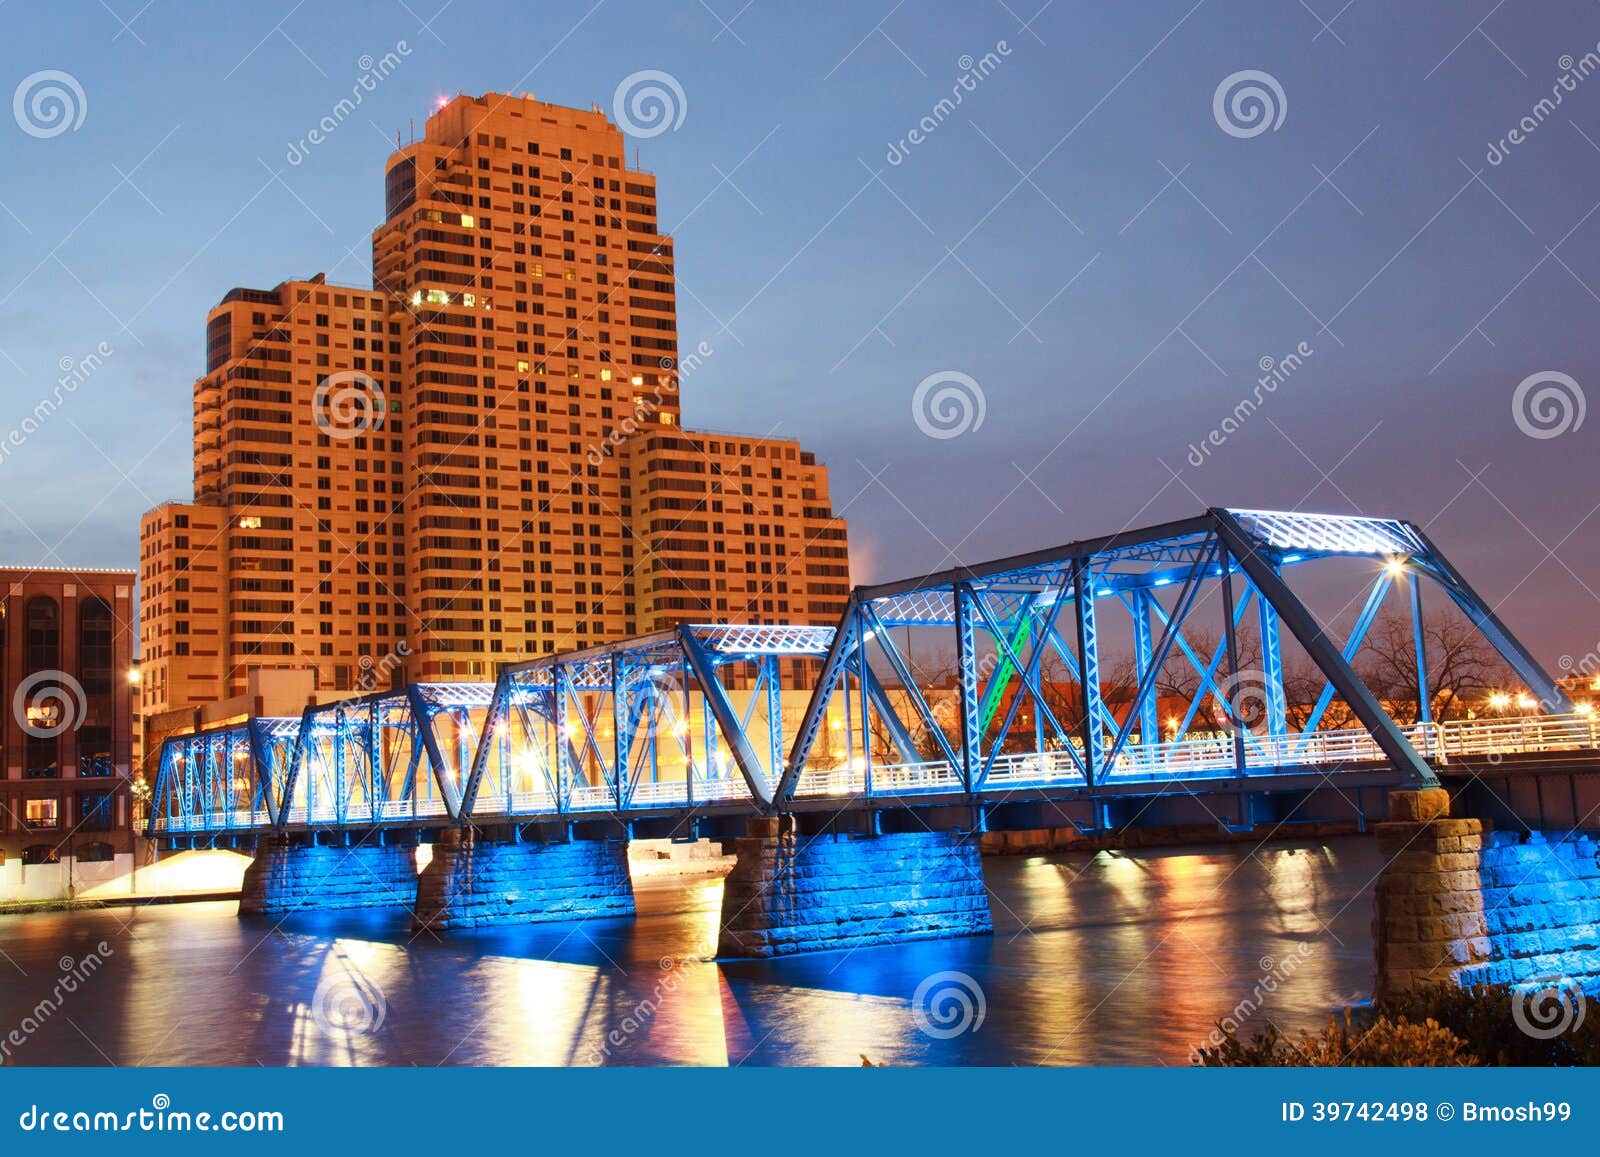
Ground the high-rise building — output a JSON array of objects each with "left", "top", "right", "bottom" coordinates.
[{"left": 139, "top": 92, "right": 849, "bottom": 733}]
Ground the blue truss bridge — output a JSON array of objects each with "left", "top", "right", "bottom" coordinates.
[{"left": 144, "top": 508, "right": 1600, "bottom": 953}]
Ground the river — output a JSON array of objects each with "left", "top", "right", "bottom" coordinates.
[{"left": 0, "top": 836, "right": 1380, "bottom": 1066}]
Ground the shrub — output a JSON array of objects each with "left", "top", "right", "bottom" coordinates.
[
  {"left": 1198, "top": 983, "right": 1600, "bottom": 1066},
  {"left": 1380, "top": 982, "right": 1600, "bottom": 1066},
  {"left": 1196, "top": 1008, "right": 1477, "bottom": 1067}
]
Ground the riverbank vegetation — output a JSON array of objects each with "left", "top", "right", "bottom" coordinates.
[{"left": 1196, "top": 985, "right": 1600, "bottom": 1066}]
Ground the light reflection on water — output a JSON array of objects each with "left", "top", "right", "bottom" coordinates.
[{"left": 0, "top": 838, "right": 1379, "bottom": 1067}]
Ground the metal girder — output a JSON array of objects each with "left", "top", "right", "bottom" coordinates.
[
  {"left": 1211, "top": 508, "right": 1439, "bottom": 787},
  {"left": 860, "top": 602, "right": 963, "bottom": 769},
  {"left": 1407, "top": 525, "right": 1574, "bottom": 715},
  {"left": 459, "top": 678, "right": 510, "bottom": 815},
  {"left": 678, "top": 626, "right": 774, "bottom": 807},
  {"left": 1072, "top": 559, "right": 1105, "bottom": 787},
  {"left": 406, "top": 684, "right": 462, "bottom": 821},
  {"left": 953, "top": 583, "right": 982, "bottom": 793},
  {"left": 1291, "top": 571, "right": 1393, "bottom": 752},
  {"left": 159, "top": 508, "right": 1573, "bottom": 836},
  {"left": 1103, "top": 539, "right": 1215, "bottom": 772}
]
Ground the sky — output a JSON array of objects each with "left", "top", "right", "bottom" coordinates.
[{"left": 2, "top": 0, "right": 1599, "bottom": 665}]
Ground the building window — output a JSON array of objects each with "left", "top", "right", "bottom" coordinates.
[
  {"left": 78, "top": 792, "right": 113, "bottom": 831},
  {"left": 77, "top": 841, "right": 115, "bottom": 864},
  {"left": 24, "top": 798, "right": 59, "bottom": 829},
  {"left": 21, "top": 845, "right": 59, "bottom": 866},
  {"left": 23, "top": 596, "right": 62, "bottom": 775}
]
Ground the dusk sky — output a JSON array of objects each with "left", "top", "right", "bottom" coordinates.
[{"left": 3, "top": 0, "right": 1599, "bottom": 663}]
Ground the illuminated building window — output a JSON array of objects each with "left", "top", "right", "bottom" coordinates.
[
  {"left": 24, "top": 798, "right": 58, "bottom": 829},
  {"left": 461, "top": 214, "right": 475, "bottom": 228}
]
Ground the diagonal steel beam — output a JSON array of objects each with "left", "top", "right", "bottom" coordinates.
[
  {"left": 679, "top": 626, "right": 774, "bottom": 808},
  {"left": 1407, "top": 524, "right": 1573, "bottom": 714},
  {"left": 1212, "top": 508, "right": 1438, "bottom": 787}
]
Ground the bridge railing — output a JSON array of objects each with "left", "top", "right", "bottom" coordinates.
[
  {"left": 1436, "top": 713, "right": 1599, "bottom": 758},
  {"left": 278, "top": 799, "right": 451, "bottom": 826},
  {"left": 784, "top": 715, "right": 1600, "bottom": 802},
  {"left": 150, "top": 808, "right": 274, "bottom": 835},
  {"left": 148, "top": 713, "right": 1600, "bottom": 834}
]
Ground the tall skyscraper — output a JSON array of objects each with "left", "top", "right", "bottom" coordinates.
[{"left": 139, "top": 92, "right": 849, "bottom": 729}]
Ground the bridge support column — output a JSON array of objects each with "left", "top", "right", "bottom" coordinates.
[
  {"left": 411, "top": 828, "right": 635, "bottom": 932},
  {"left": 717, "top": 818, "right": 993, "bottom": 959},
  {"left": 1371, "top": 789, "right": 1491, "bottom": 1000},
  {"left": 239, "top": 834, "right": 419, "bottom": 916}
]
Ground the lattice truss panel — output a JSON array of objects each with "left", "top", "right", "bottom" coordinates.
[{"left": 148, "top": 512, "right": 1569, "bottom": 835}]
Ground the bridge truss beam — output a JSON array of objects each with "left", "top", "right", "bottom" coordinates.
[{"left": 147, "top": 509, "right": 1570, "bottom": 839}]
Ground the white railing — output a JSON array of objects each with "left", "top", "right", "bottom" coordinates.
[
  {"left": 1437, "top": 713, "right": 1599, "bottom": 758},
  {"left": 157, "top": 713, "right": 1600, "bottom": 831},
  {"left": 152, "top": 808, "right": 272, "bottom": 834},
  {"left": 790, "top": 714, "right": 1600, "bottom": 799}
]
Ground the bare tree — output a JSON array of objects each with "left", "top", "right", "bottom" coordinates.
[
  {"left": 1155, "top": 626, "right": 1261, "bottom": 733},
  {"left": 1357, "top": 608, "right": 1511, "bottom": 724},
  {"left": 1282, "top": 656, "right": 1360, "bottom": 731}
]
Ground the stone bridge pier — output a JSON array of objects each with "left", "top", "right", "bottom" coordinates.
[
  {"left": 411, "top": 824, "right": 636, "bottom": 933},
  {"left": 717, "top": 814, "right": 994, "bottom": 958},
  {"left": 1372, "top": 785, "right": 1600, "bottom": 1001},
  {"left": 238, "top": 832, "right": 420, "bottom": 916}
]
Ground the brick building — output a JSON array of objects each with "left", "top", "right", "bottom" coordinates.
[{"left": 0, "top": 566, "right": 137, "bottom": 899}]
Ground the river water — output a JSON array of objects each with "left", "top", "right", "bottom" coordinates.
[{"left": 0, "top": 837, "right": 1380, "bottom": 1067}]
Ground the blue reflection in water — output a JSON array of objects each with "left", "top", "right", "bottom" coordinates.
[{"left": 0, "top": 838, "right": 1378, "bottom": 1066}]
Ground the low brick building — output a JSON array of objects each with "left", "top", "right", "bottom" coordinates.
[{"left": 0, "top": 566, "right": 137, "bottom": 901}]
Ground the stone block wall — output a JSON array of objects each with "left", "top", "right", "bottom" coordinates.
[
  {"left": 412, "top": 835, "right": 636, "bottom": 932},
  {"left": 238, "top": 840, "right": 418, "bottom": 915},
  {"left": 718, "top": 828, "right": 993, "bottom": 959},
  {"left": 1456, "top": 832, "right": 1600, "bottom": 988},
  {"left": 1371, "top": 811, "right": 1490, "bottom": 999},
  {"left": 1372, "top": 789, "right": 1600, "bottom": 998}
]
